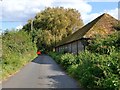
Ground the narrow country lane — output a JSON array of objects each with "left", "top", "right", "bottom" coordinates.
[{"left": 2, "top": 55, "right": 81, "bottom": 89}]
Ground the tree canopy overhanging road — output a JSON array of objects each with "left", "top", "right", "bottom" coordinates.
[{"left": 2, "top": 55, "right": 80, "bottom": 88}]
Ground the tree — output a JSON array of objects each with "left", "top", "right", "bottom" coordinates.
[{"left": 23, "top": 7, "right": 84, "bottom": 51}]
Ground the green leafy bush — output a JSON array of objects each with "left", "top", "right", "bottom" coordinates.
[
  {"left": 87, "top": 31, "right": 120, "bottom": 54},
  {"left": 67, "top": 64, "right": 78, "bottom": 77},
  {"left": 49, "top": 52, "right": 76, "bottom": 70},
  {"left": 76, "top": 51, "right": 120, "bottom": 89},
  {"left": 60, "top": 53, "right": 76, "bottom": 70},
  {"left": 50, "top": 31, "right": 120, "bottom": 90}
]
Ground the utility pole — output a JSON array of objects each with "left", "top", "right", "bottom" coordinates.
[
  {"left": 31, "top": 19, "right": 34, "bottom": 42},
  {"left": 31, "top": 19, "right": 33, "bottom": 31},
  {"left": 118, "top": 1, "right": 120, "bottom": 20},
  {"left": 55, "top": 30, "right": 57, "bottom": 52}
]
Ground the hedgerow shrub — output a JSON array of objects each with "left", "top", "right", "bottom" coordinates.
[
  {"left": 67, "top": 64, "right": 78, "bottom": 77},
  {"left": 87, "top": 31, "right": 120, "bottom": 54},
  {"left": 50, "top": 51, "right": 120, "bottom": 89},
  {"left": 49, "top": 31, "right": 120, "bottom": 90},
  {"left": 76, "top": 51, "right": 120, "bottom": 89},
  {"left": 1, "top": 30, "right": 37, "bottom": 80},
  {"left": 49, "top": 52, "right": 77, "bottom": 70},
  {"left": 60, "top": 53, "right": 76, "bottom": 70}
]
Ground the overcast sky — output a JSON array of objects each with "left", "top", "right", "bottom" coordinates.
[{"left": 0, "top": 0, "right": 119, "bottom": 31}]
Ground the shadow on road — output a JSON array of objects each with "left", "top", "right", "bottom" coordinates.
[
  {"left": 31, "top": 55, "right": 63, "bottom": 72},
  {"left": 31, "top": 55, "right": 82, "bottom": 89},
  {"left": 46, "top": 75, "right": 81, "bottom": 88},
  {"left": 2, "top": 54, "right": 82, "bottom": 89},
  {"left": 31, "top": 55, "right": 52, "bottom": 64}
]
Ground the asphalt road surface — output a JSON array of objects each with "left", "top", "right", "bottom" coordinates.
[{"left": 2, "top": 55, "right": 80, "bottom": 89}]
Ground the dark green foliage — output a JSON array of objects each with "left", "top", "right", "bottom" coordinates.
[
  {"left": 49, "top": 31, "right": 120, "bottom": 90},
  {"left": 75, "top": 51, "right": 120, "bottom": 89},
  {"left": 1, "top": 30, "right": 37, "bottom": 80},
  {"left": 87, "top": 31, "right": 120, "bottom": 54},
  {"left": 60, "top": 53, "right": 77, "bottom": 70}
]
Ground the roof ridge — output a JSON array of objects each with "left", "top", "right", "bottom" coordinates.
[
  {"left": 56, "top": 13, "right": 104, "bottom": 46},
  {"left": 73, "top": 13, "right": 105, "bottom": 37},
  {"left": 56, "top": 13, "right": 118, "bottom": 47}
]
